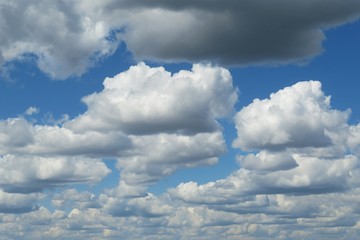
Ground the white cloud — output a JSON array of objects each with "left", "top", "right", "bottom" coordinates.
[
  {"left": 65, "top": 62, "right": 237, "bottom": 135},
  {"left": 237, "top": 150, "right": 298, "bottom": 171},
  {"left": 0, "top": 155, "right": 110, "bottom": 193},
  {"left": 348, "top": 124, "right": 360, "bottom": 155},
  {"left": 24, "top": 106, "right": 39, "bottom": 116},
  {"left": 233, "top": 81, "right": 350, "bottom": 152},
  {"left": 171, "top": 81, "right": 359, "bottom": 206},
  {"left": 1, "top": 63, "right": 360, "bottom": 239},
  {"left": 100, "top": 192, "right": 172, "bottom": 218},
  {"left": 117, "top": 131, "right": 226, "bottom": 186},
  {"left": 0, "top": 63, "right": 235, "bottom": 195},
  {"left": 52, "top": 189, "right": 99, "bottom": 210},
  {"left": 0, "top": 0, "right": 119, "bottom": 79}
]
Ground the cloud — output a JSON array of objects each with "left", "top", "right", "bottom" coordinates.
[
  {"left": 100, "top": 192, "right": 172, "bottom": 218},
  {"left": 162, "top": 80, "right": 360, "bottom": 239},
  {"left": 0, "top": 118, "right": 132, "bottom": 157},
  {"left": 24, "top": 106, "right": 39, "bottom": 116},
  {"left": 52, "top": 189, "right": 99, "bottom": 210},
  {"left": 116, "top": 0, "right": 360, "bottom": 65},
  {"left": 0, "top": 190, "right": 40, "bottom": 213},
  {"left": 2, "top": 1, "right": 360, "bottom": 79},
  {"left": 0, "top": 155, "right": 110, "bottom": 193},
  {"left": 63, "top": 62, "right": 236, "bottom": 187},
  {"left": 0, "top": 63, "right": 235, "bottom": 197},
  {"left": 233, "top": 81, "right": 350, "bottom": 151},
  {"left": 2, "top": 64, "right": 360, "bottom": 239},
  {"left": 170, "top": 80, "right": 360, "bottom": 208},
  {"left": 117, "top": 132, "right": 226, "bottom": 186},
  {"left": 0, "top": 0, "right": 119, "bottom": 79},
  {"left": 237, "top": 150, "right": 298, "bottom": 171},
  {"left": 65, "top": 62, "right": 237, "bottom": 135}
]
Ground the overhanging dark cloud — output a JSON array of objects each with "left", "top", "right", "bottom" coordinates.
[
  {"left": 115, "top": 0, "right": 360, "bottom": 65},
  {"left": 1, "top": 1, "right": 360, "bottom": 79}
]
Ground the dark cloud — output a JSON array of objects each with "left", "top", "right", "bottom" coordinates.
[
  {"left": 1, "top": 1, "right": 360, "bottom": 79},
  {"left": 116, "top": 0, "right": 360, "bottom": 65}
]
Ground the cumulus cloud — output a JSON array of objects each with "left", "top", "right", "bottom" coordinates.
[
  {"left": 65, "top": 62, "right": 237, "bottom": 135},
  {"left": 2, "top": 1, "right": 360, "bottom": 79},
  {"left": 52, "top": 189, "right": 99, "bottom": 210},
  {"left": 233, "top": 81, "right": 350, "bottom": 151},
  {"left": 0, "top": 190, "right": 40, "bottom": 213},
  {"left": 0, "top": 0, "right": 119, "bottom": 79},
  {"left": 1, "top": 62, "right": 360, "bottom": 239},
  {"left": 154, "top": 80, "right": 360, "bottom": 239},
  {"left": 170, "top": 80, "right": 360, "bottom": 216},
  {"left": 0, "top": 63, "right": 236, "bottom": 211},
  {"left": 117, "top": 132, "right": 226, "bottom": 186},
  {"left": 0, "top": 118, "right": 131, "bottom": 157},
  {"left": 0, "top": 155, "right": 110, "bottom": 193},
  {"left": 237, "top": 150, "right": 298, "bottom": 171}
]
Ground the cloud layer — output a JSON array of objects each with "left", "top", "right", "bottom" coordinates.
[
  {"left": 1, "top": 64, "right": 360, "bottom": 239},
  {"left": 2, "top": 0, "right": 360, "bottom": 79},
  {"left": 0, "top": 62, "right": 236, "bottom": 209}
]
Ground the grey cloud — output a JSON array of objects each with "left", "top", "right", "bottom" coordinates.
[
  {"left": 117, "top": 132, "right": 226, "bottom": 186},
  {"left": 0, "top": 155, "right": 110, "bottom": 193},
  {"left": 116, "top": 0, "right": 360, "bottom": 66},
  {"left": 2, "top": 1, "right": 360, "bottom": 79},
  {"left": 0, "top": 190, "right": 39, "bottom": 214},
  {"left": 52, "top": 189, "right": 100, "bottom": 210},
  {"left": 238, "top": 150, "right": 298, "bottom": 171}
]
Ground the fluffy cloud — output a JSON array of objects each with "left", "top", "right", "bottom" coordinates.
[
  {"left": 233, "top": 81, "right": 349, "bottom": 151},
  {"left": 65, "top": 62, "right": 237, "bottom": 135},
  {"left": 0, "top": 118, "right": 131, "bottom": 157},
  {"left": 0, "top": 190, "right": 39, "bottom": 213},
  {"left": 0, "top": 63, "right": 235, "bottom": 206},
  {"left": 168, "top": 80, "right": 360, "bottom": 240},
  {"left": 0, "top": 155, "right": 110, "bottom": 193},
  {"left": 117, "top": 132, "right": 226, "bottom": 186},
  {"left": 2, "top": 1, "right": 360, "bottom": 79},
  {"left": 65, "top": 62, "right": 235, "bottom": 187},
  {"left": 0, "top": 0, "right": 119, "bottom": 79},
  {"left": 172, "top": 81, "right": 359, "bottom": 204},
  {"left": 237, "top": 150, "right": 298, "bottom": 171},
  {"left": 1, "top": 62, "right": 360, "bottom": 239},
  {"left": 171, "top": 154, "right": 359, "bottom": 204}
]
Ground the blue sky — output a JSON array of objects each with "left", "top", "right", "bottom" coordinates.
[{"left": 1, "top": 1, "right": 360, "bottom": 239}]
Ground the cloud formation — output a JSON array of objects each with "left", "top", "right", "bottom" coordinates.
[
  {"left": 173, "top": 81, "right": 359, "bottom": 202},
  {"left": 1, "top": 64, "right": 360, "bottom": 239},
  {"left": 0, "top": 0, "right": 118, "bottom": 79},
  {"left": 2, "top": 0, "right": 360, "bottom": 79},
  {"left": 119, "top": 0, "right": 360, "bottom": 65},
  {"left": 233, "top": 81, "right": 350, "bottom": 151},
  {"left": 0, "top": 62, "right": 236, "bottom": 203}
]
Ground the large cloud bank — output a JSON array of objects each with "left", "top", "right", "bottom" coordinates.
[{"left": 1, "top": 0, "right": 360, "bottom": 79}]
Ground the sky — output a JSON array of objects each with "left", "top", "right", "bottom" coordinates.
[{"left": 1, "top": 1, "right": 360, "bottom": 239}]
